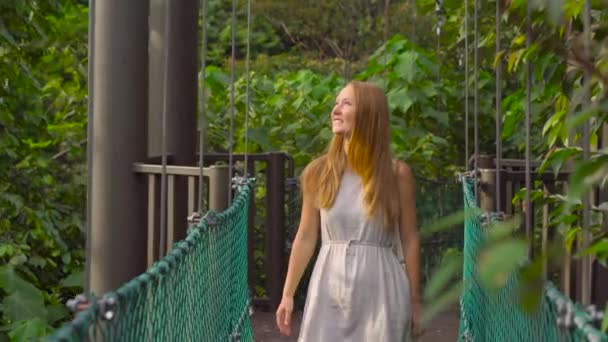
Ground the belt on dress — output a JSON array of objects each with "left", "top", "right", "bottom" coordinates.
[{"left": 322, "top": 240, "right": 392, "bottom": 248}]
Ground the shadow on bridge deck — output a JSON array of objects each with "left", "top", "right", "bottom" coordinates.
[{"left": 251, "top": 305, "right": 460, "bottom": 341}]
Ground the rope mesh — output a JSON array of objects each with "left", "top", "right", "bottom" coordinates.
[
  {"left": 459, "top": 178, "right": 607, "bottom": 342},
  {"left": 47, "top": 180, "right": 255, "bottom": 342}
]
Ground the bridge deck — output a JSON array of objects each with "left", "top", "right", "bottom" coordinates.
[{"left": 251, "top": 305, "right": 460, "bottom": 341}]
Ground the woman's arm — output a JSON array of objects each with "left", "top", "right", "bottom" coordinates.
[
  {"left": 396, "top": 161, "right": 421, "bottom": 308},
  {"left": 281, "top": 183, "right": 320, "bottom": 298}
]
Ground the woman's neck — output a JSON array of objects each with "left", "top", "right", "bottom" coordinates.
[{"left": 343, "top": 138, "right": 350, "bottom": 155}]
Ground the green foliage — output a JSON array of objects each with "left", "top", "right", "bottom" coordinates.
[
  {"left": 205, "top": 34, "right": 468, "bottom": 179},
  {"left": 0, "top": 0, "right": 88, "bottom": 338},
  {"left": 403, "top": 0, "right": 608, "bottom": 331},
  {"left": 202, "top": 0, "right": 284, "bottom": 66},
  {"left": 3, "top": 0, "right": 607, "bottom": 338}
]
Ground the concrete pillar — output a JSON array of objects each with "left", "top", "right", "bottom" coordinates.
[{"left": 88, "top": 0, "right": 149, "bottom": 294}]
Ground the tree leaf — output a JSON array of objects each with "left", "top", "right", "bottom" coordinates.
[
  {"left": 0, "top": 265, "right": 34, "bottom": 294},
  {"left": 478, "top": 239, "right": 528, "bottom": 289},
  {"left": 7, "top": 319, "right": 50, "bottom": 341},
  {"left": 423, "top": 249, "right": 463, "bottom": 301},
  {"left": 575, "top": 238, "right": 608, "bottom": 262},
  {"left": 2, "top": 289, "right": 47, "bottom": 322},
  {"left": 59, "top": 269, "right": 83, "bottom": 288},
  {"left": 568, "top": 155, "right": 608, "bottom": 200},
  {"left": 46, "top": 304, "right": 69, "bottom": 324},
  {"left": 421, "top": 282, "right": 462, "bottom": 325},
  {"left": 538, "top": 147, "right": 580, "bottom": 174}
]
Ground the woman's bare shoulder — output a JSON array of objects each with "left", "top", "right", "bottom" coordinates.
[{"left": 392, "top": 159, "right": 413, "bottom": 182}]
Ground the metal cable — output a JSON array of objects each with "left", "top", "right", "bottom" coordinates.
[
  {"left": 473, "top": 0, "right": 479, "bottom": 191},
  {"left": 383, "top": 0, "right": 389, "bottom": 91},
  {"left": 198, "top": 0, "right": 209, "bottom": 213},
  {"left": 525, "top": 0, "right": 532, "bottom": 258},
  {"left": 244, "top": 0, "right": 251, "bottom": 176},
  {"left": 84, "top": 0, "right": 96, "bottom": 293},
  {"left": 495, "top": 0, "right": 502, "bottom": 212},
  {"left": 581, "top": 0, "right": 592, "bottom": 305},
  {"left": 228, "top": 0, "right": 237, "bottom": 205},
  {"left": 464, "top": 0, "right": 470, "bottom": 171},
  {"left": 159, "top": 0, "right": 172, "bottom": 258},
  {"left": 410, "top": 0, "right": 417, "bottom": 45},
  {"left": 436, "top": 1, "right": 444, "bottom": 114}
]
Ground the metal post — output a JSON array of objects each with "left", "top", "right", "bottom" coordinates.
[
  {"left": 148, "top": 0, "right": 166, "bottom": 159},
  {"left": 149, "top": 0, "right": 198, "bottom": 245},
  {"left": 525, "top": 0, "right": 533, "bottom": 260},
  {"left": 208, "top": 165, "right": 230, "bottom": 212},
  {"left": 166, "top": 0, "right": 198, "bottom": 242},
  {"left": 478, "top": 155, "right": 496, "bottom": 212},
  {"left": 581, "top": 0, "right": 592, "bottom": 305},
  {"left": 266, "top": 153, "right": 286, "bottom": 310},
  {"left": 88, "top": 0, "right": 149, "bottom": 294},
  {"left": 592, "top": 126, "right": 608, "bottom": 304},
  {"left": 247, "top": 162, "right": 256, "bottom": 295}
]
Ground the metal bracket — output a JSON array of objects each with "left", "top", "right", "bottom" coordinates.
[
  {"left": 66, "top": 293, "right": 90, "bottom": 313},
  {"left": 188, "top": 210, "right": 219, "bottom": 229},
  {"left": 98, "top": 295, "right": 117, "bottom": 321},
  {"left": 232, "top": 176, "right": 254, "bottom": 190},
  {"left": 187, "top": 212, "right": 202, "bottom": 225},
  {"left": 457, "top": 171, "right": 477, "bottom": 183},
  {"left": 479, "top": 211, "right": 506, "bottom": 225},
  {"left": 584, "top": 304, "right": 605, "bottom": 322},
  {"left": 66, "top": 293, "right": 117, "bottom": 321},
  {"left": 556, "top": 300, "right": 575, "bottom": 328},
  {"left": 204, "top": 211, "right": 219, "bottom": 227}
]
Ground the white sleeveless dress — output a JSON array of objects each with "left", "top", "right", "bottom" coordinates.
[{"left": 298, "top": 170, "right": 411, "bottom": 341}]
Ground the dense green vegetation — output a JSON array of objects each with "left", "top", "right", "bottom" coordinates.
[{"left": 1, "top": 0, "right": 607, "bottom": 339}]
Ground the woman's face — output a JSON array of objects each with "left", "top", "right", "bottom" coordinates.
[{"left": 331, "top": 84, "right": 356, "bottom": 137}]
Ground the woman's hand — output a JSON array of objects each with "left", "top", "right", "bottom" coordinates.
[
  {"left": 276, "top": 296, "right": 295, "bottom": 336},
  {"left": 411, "top": 301, "right": 423, "bottom": 338}
]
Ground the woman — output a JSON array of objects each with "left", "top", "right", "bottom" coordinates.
[{"left": 275, "top": 81, "right": 421, "bottom": 341}]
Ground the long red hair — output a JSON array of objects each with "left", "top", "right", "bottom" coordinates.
[{"left": 301, "top": 81, "right": 400, "bottom": 228}]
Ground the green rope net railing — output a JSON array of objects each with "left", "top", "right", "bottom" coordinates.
[
  {"left": 459, "top": 178, "right": 607, "bottom": 342},
  {"left": 47, "top": 180, "right": 255, "bottom": 342}
]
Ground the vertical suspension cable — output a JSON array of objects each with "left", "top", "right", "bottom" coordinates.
[
  {"left": 198, "top": 0, "right": 208, "bottom": 213},
  {"left": 581, "top": 0, "right": 592, "bottom": 305},
  {"left": 84, "top": 0, "right": 95, "bottom": 293},
  {"left": 525, "top": 0, "right": 533, "bottom": 257},
  {"left": 383, "top": 0, "right": 388, "bottom": 89},
  {"left": 410, "top": 0, "right": 417, "bottom": 45},
  {"left": 474, "top": 0, "right": 479, "bottom": 190},
  {"left": 382, "top": 0, "right": 389, "bottom": 92},
  {"left": 436, "top": 1, "right": 444, "bottom": 115},
  {"left": 464, "top": 0, "right": 469, "bottom": 171},
  {"left": 244, "top": 0, "right": 251, "bottom": 176},
  {"left": 495, "top": 0, "right": 502, "bottom": 212},
  {"left": 159, "top": 0, "right": 172, "bottom": 258},
  {"left": 228, "top": 0, "right": 237, "bottom": 205}
]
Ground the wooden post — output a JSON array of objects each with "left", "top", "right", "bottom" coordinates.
[{"left": 266, "top": 153, "right": 286, "bottom": 311}]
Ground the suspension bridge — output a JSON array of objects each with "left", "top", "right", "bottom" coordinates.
[{"left": 42, "top": 0, "right": 608, "bottom": 341}]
